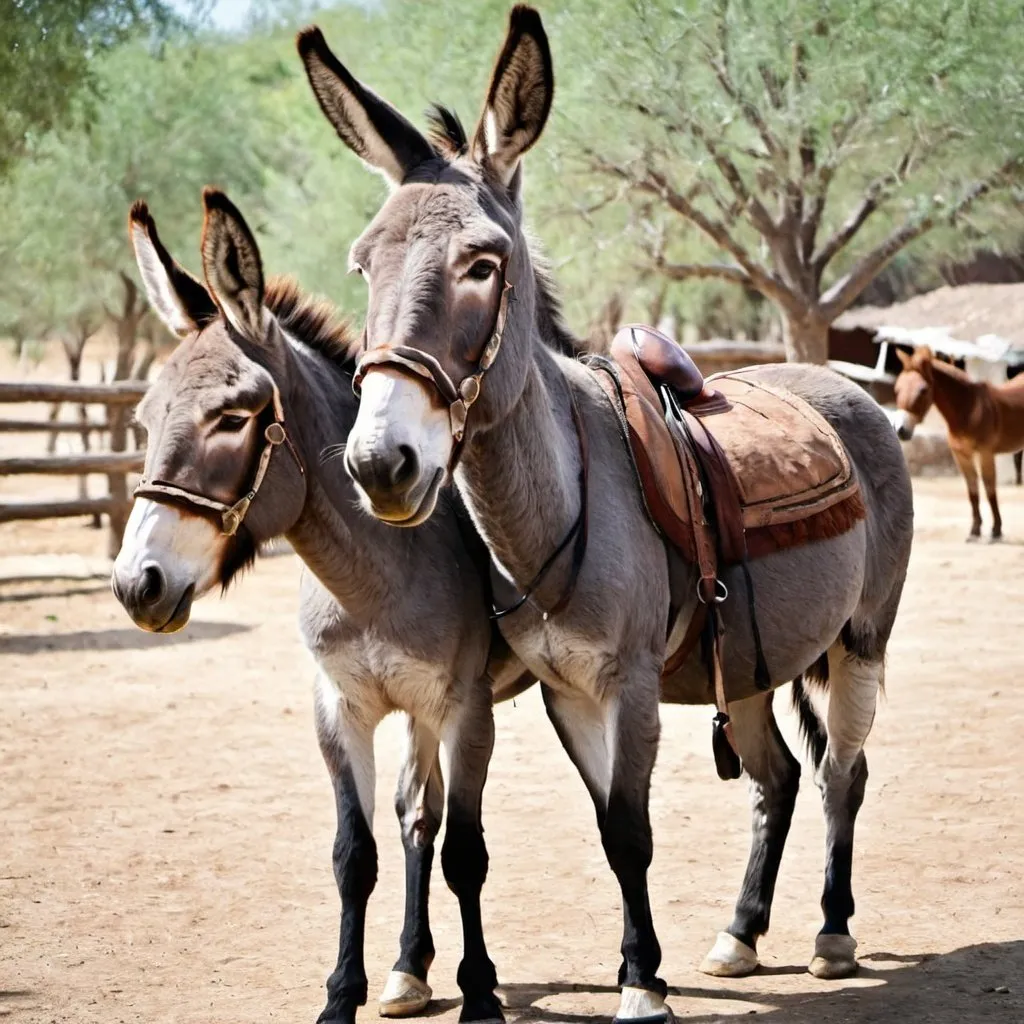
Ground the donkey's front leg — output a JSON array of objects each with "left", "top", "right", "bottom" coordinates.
[
  {"left": 380, "top": 716, "right": 444, "bottom": 1017},
  {"left": 542, "top": 681, "right": 669, "bottom": 1023},
  {"left": 316, "top": 678, "right": 382, "bottom": 1024},
  {"left": 699, "top": 690, "right": 801, "bottom": 978},
  {"left": 440, "top": 698, "right": 503, "bottom": 1024},
  {"left": 950, "top": 444, "right": 983, "bottom": 539}
]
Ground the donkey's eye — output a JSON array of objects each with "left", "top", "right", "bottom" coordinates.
[
  {"left": 467, "top": 259, "right": 498, "bottom": 281},
  {"left": 218, "top": 412, "right": 250, "bottom": 432}
]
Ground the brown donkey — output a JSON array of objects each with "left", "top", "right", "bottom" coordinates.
[{"left": 894, "top": 346, "right": 1024, "bottom": 539}]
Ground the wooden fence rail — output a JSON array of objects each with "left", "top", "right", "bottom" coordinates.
[
  {"left": 0, "top": 419, "right": 110, "bottom": 434},
  {"left": 0, "top": 379, "right": 149, "bottom": 557},
  {"left": 0, "top": 381, "right": 148, "bottom": 405}
]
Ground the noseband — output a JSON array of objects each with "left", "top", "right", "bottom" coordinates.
[
  {"left": 133, "top": 384, "right": 304, "bottom": 536},
  {"left": 351, "top": 275, "right": 515, "bottom": 473}
]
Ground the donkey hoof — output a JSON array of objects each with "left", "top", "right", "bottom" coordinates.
[
  {"left": 699, "top": 931, "right": 759, "bottom": 977},
  {"left": 808, "top": 933, "right": 858, "bottom": 979},
  {"left": 613, "top": 986, "right": 674, "bottom": 1024},
  {"left": 379, "top": 971, "right": 432, "bottom": 1017}
]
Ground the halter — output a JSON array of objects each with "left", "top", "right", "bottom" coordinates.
[
  {"left": 351, "top": 275, "right": 515, "bottom": 473},
  {"left": 133, "top": 383, "right": 304, "bottom": 537},
  {"left": 350, "top": 268, "right": 589, "bottom": 619}
]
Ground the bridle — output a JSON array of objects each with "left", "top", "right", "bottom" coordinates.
[
  {"left": 351, "top": 274, "right": 515, "bottom": 474},
  {"left": 350, "top": 267, "right": 589, "bottom": 620},
  {"left": 133, "top": 383, "right": 304, "bottom": 537}
]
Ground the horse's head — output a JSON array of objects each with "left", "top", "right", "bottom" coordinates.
[
  {"left": 297, "top": 6, "right": 553, "bottom": 526},
  {"left": 892, "top": 346, "right": 935, "bottom": 440},
  {"left": 112, "top": 191, "right": 306, "bottom": 632}
]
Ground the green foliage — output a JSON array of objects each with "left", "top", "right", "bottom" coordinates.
[
  {"left": 0, "top": 0, "right": 181, "bottom": 178},
  {"left": 2, "top": 0, "right": 1022, "bottom": 353},
  {"left": 0, "top": 35, "right": 283, "bottom": 337}
]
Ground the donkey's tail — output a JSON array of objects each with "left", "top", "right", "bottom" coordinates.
[{"left": 791, "top": 673, "right": 828, "bottom": 769}]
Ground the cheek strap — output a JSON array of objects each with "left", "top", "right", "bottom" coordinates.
[{"left": 133, "top": 384, "right": 303, "bottom": 536}]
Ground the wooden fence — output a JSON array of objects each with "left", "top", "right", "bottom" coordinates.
[{"left": 0, "top": 380, "right": 149, "bottom": 557}]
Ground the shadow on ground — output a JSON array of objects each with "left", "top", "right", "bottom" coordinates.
[
  {"left": 0, "top": 620, "right": 252, "bottom": 654},
  {"left": 495, "top": 940, "right": 1022, "bottom": 1023}
]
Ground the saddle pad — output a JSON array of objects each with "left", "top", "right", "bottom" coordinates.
[
  {"left": 592, "top": 357, "right": 864, "bottom": 562},
  {"left": 705, "top": 371, "right": 859, "bottom": 529}
]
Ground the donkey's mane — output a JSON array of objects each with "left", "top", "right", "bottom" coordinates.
[
  {"left": 425, "top": 103, "right": 468, "bottom": 156},
  {"left": 265, "top": 275, "right": 356, "bottom": 369}
]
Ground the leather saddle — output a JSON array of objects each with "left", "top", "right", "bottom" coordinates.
[{"left": 596, "top": 324, "right": 863, "bottom": 566}]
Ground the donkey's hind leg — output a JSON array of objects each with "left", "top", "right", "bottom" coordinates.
[
  {"left": 979, "top": 451, "right": 1003, "bottom": 540},
  {"left": 806, "top": 634, "right": 881, "bottom": 980},
  {"left": 699, "top": 689, "right": 801, "bottom": 978},
  {"left": 440, "top": 694, "right": 503, "bottom": 1023},
  {"left": 380, "top": 716, "right": 444, "bottom": 1017}
]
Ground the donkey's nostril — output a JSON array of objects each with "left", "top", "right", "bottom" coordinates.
[
  {"left": 139, "top": 564, "right": 166, "bottom": 608},
  {"left": 391, "top": 444, "right": 419, "bottom": 488}
]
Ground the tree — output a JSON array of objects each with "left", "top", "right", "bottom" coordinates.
[
  {"left": 0, "top": 0, "right": 180, "bottom": 178},
  {"left": 0, "top": 36, "right": 281, "bottom": 351},
  {"left": 559, "top": 0, "right": 1024, "bottom": 361}
]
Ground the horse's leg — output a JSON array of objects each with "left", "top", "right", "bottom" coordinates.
[
  {"left": 807, "top": 636, "right": 881, "bottom": 980},
  {"left": 979, "top": 451, "right": 1003, "bottom": 540},
  {"left": 699, "top": 689, "right": 801, "bottom": 978},
  {"left": 380, "top": 716, "right": 444, "bottom": 1017},
  {"left": 1014, "top": 450, "right": 1022, "bottom": 486},
  {"left": 542, "top": 682, "right": 669, "bottom": 1023},
  {"left": 316, "top": 678, "right": 382, "bottom": 1024},
  {"left": 440, "top": 697, "right": 503, "bottom": 1023},
  {"left": 950, "top": 443, "right": 982, "bottom": 539}
]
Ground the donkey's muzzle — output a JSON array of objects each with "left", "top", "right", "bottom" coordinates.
[
  {"left": 344, "top": 439, "right": 422, "bottom": 515},
  {"left": 112, "top": 562, "right": 194, "bottom": 633}
]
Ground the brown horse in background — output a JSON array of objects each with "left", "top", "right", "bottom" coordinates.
[{"left": 894, "top": 346, "right": 1024, "bottom": 539}]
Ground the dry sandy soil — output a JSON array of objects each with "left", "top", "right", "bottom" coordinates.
[{"left": 1, "top": 469, "right": 1022, "bottom": 1023}]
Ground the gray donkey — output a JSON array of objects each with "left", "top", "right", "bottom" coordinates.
[
  {"left": 110, "top": 190, "right": 533, "bottom": 1024},
  {"left": 298, "top": 6, "right": 914, "bottom": 1021}
]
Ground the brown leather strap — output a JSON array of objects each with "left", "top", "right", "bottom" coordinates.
[
  {"left": 134, "top": 384, "right": 303, "bottom": 537},
  {"left": 680, "top": 407, "right": 747, "bottom": 565}
]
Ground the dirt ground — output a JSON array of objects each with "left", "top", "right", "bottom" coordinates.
[{"left": 1, "top": 474, "right": 1022, "bottom": 1024}]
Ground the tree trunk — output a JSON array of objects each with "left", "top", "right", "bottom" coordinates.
[{"left": 782, "top": 312, "right": 830, "bottom": 364}]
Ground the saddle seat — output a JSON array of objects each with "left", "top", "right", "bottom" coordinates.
[{"left": 624, "top": 323, "right": 706, "bottom": 402}]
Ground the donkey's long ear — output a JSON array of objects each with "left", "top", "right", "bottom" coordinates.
[
  {"left": 297, "top": 26, "right": 435, "bottom": 187},
  {"left": 472, "top": 6, "right": 553, "bottom": 188},
  {"left": 200, "top": 188, "right": 264, "bottom": 340},
  {"left": 129, "top": 201, "right": 217, "bottom": 338},
  {"left": 895, "top": 346, "right": 912, "bottom": 370}
]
